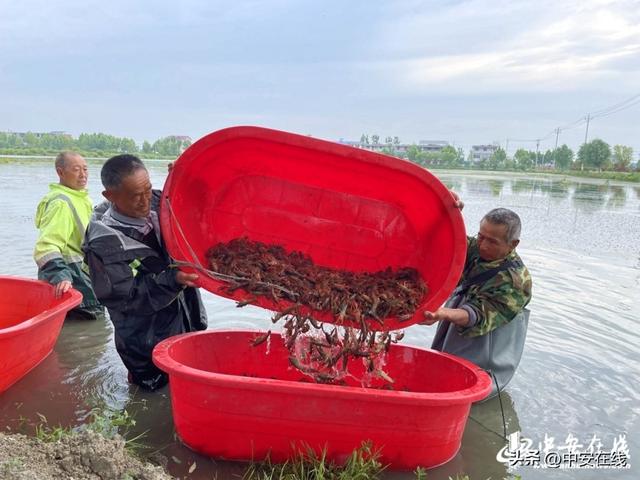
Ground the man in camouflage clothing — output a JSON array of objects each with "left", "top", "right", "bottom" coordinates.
[{"left": 422, "top": 208, "right": 532, "bottom": 398}]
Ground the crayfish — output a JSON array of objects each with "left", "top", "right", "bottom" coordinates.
[{"left": 206, "top": 238, "right": 427, "bottom": 385}]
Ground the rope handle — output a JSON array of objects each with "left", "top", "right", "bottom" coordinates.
[{"left": 163, "top": 197, "right": 299, "bottom": 298}]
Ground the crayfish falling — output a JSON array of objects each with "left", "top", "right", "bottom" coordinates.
[{"left": 206, "top": 238, "right": 427, "bottom": 385}]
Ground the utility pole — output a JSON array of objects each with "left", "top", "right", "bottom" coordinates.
[
  {"left": 581, "top": 114, "right": 591, "bottom": 172},
  {"left": 552, "top": 128, "right": 561, "bottom": 169},
  {"left": 535, "top": 139, "right": 540, "bottom": 168},
  {"left": 584, "top": 114, "right": 591, "bottom": 144},
  {"left": 505, "top": 139, "right": 510, "bottom": 156}
]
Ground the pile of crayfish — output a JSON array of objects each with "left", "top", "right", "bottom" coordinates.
[{"left": 206, "top": 237, "right": 427, "bottom": 384}]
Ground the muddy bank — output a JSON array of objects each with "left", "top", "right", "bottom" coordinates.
[{"left": 0, "top": 430, "right": 172, "bottom": 480}]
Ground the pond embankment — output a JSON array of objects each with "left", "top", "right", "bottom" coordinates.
[{"left": 0, "top": 430, "right": 172, "bottom": 480}]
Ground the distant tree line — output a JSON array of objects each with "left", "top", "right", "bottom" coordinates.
[
  {"left": 500, "top": 140, "right": 635, "bottom": 172},
  {"left": 3, "top": 130, "right": 637, "bottom": 176},
  {"left": 358, "top": 133, "right": 466, "bottom": 167},
  {"left": 357, "top": 133, "right": 637, "bottom": 174},
  {"left": 0, "top": 132, "right": 191, "bottom": 158},
  {"left": 406, "top": 145, "right": 466, "bottom": 168}
]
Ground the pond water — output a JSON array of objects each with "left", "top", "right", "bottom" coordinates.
[{"left": 0, "top": 162, "right": 638, "bottom": 479}]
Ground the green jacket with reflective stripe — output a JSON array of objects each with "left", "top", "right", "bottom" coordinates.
[{"left": 33, "top": 183, "right": 99, "bottom": 309}]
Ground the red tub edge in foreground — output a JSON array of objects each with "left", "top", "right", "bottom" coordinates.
[
  {"left": 0, "top": 275, "right": 82, "bottom": 392},
  {"left": 153, "top": 329, "right": 491, "bottom": 470}
]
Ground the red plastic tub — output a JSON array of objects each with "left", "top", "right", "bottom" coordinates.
[
  {"left": 153, "top": 330, "right": 491, "bottom": 470},
  {"left": 0, "top": 276, "right": 82, "bottom": 393},
  {"left": 161, "top": 126, "right": 466, "bottom": 329}
]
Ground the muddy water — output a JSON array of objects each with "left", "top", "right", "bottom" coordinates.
[{"left": 0, "top": 162, "right": 638, "bottom": 479}]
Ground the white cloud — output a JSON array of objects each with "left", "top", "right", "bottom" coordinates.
[
  {"left": 399, "top": 43, "right": 640, "bottom": 93},
  {"left": 1, "top": 0, "right": 638, "bottom": 150},
  {"left": 378, "top": 0, "right": 640, "bottom": 93}
]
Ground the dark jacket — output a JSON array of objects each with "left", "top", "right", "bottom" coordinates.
[{"left": 83, "top": 190, "right": 207, "bottom": 390}]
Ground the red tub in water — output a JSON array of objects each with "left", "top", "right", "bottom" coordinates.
[
  {"left": 161, "top": 126, "right": 466, "bottom": 329},
  {"left": 0, "top": 275, "right": 82, "bottom": 393},
  {"left": 153, "top": 330, "right": 491, "bottom": 470}
]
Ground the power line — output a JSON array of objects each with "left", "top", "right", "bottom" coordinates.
[
  {"left": 520, "top": 92, "right": 640, "bottom": 150},
  {"left": 540, "top": 129, "right": 556, "bottom": 141},
  {"left": 590, "top": 93, "right": 640, "bottom": 117},
  {"left": 581, "top": 94, "right": 640, "bottom": 144},
  {"left": 558, "top": 116, "right": 587, "bottom": 131},
  {"left": 592, "top": 97, "right": 640, "bottom": 119}
]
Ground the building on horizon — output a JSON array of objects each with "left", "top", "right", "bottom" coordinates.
[
  {"left": 470, "top": 144, "right": 499, "bottom": 164},
  {"left": 167, "top": 135, "right": 192, "bottom": 143},
  {"left": 2, "top": 130, "right": 72, "bottom": 139},
  {"left": 418, "top": 140, "right": 449, "bottom": 153},
  {"left": 337, "top": 138, "right": 450, "bottom": 155}
]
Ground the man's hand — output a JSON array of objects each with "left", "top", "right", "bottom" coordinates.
[
  {"left": 421, "top": 308, "right": 445, "bottom": 326},
  {"left": 420, "top": 307, "right": 470, "bottom": 327},
  {"left": 176, "top": 271, "right": 199, "bottom": 288},
  {"left": 54, "top": 280, "right": 72, "bottom": 298},
  {"left": 449, "top": 189, "right": 464, "bottom": 210}
]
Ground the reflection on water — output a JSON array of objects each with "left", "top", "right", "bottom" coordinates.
[
  {"left": 439, "top": 177, "right": 462, "bottom": 194},
  {"left": 0, "top": 317, "right": 123, "bottom": 430},
  {"left": 488, "top": 179, "right": 504, "bottom": 197},
  {"left": 608, "top": 185, "right": 627, "bottom": 209},
  {"left": 573, "top": 183, "right": 608, "bottom": 211},
  {"left": 537, "top": 178, "right": 570, "bottom": 200},
  {"left": 466, "top": 178, "right": 496, "bottom": 196},
  {"left": 550, "top": 179, "right": 570, "bottom": 199},
  {"left": 1, "top": 164, "right": 639, "bottom": 479},
  {"left": 55, "top": 317, "right": 128, "bottom": 415},
  {"left": 511, "top": 178, "right": 535, "bottom": 194}
]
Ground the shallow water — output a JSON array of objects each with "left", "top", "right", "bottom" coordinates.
[{"left": 0, "top": 162, "right": 638, "bottom": 479}]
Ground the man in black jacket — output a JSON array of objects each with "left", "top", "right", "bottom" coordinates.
[{"left": 84, "top": 154, "right": 207, "bottom": 390}]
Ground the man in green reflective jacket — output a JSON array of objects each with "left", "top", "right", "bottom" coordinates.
[{"left": 34, "top": 151, "right": 102, "bottom": 318}]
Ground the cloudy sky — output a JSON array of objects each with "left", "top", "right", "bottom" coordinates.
[{"left": 2, "top": 0, "right": 639, "bottom": 155}]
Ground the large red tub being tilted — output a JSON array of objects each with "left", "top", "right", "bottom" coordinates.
[
  {"left": 155, "top": 126, "right": 480, "bottom": 470},
  {"left": 160, "top": 126, "right": 467, "bottom": 330},
  {"left": 154, "top": 330, "right": 492, "bottom": 470},
  {"left": 0, "top": 275, "right": 82, "bottom": 393}
]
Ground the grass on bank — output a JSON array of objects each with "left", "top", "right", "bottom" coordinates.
[
  {"left": 28, "top": 409, "right": 522, "bottom": 480},
  {"left": 242, "top": 441, "right": 386, "bottom": 480},
  {"left": 33, "top": 412, "right": 72, "bottom": 443},
  {"left": 32, "top": 405, "right": 147, "bottom": 453},
  {"left": 241, "top": 442, "right": 522, "bottom": 480}
]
